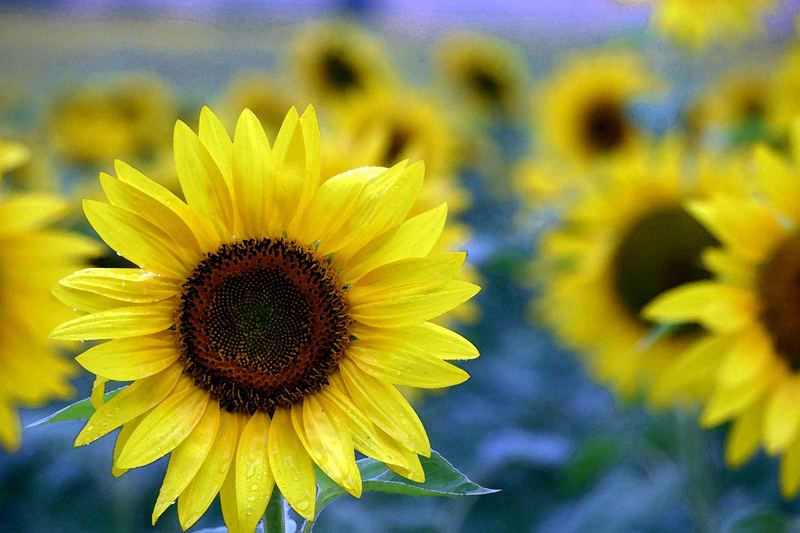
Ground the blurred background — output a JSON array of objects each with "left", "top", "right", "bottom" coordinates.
[{"left": 3, "top": 0, "right": 800, "bottom": 532}]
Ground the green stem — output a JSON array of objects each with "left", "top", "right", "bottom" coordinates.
[
  {"left": 263, "top": 488, "right": 287, "bottom": 533},
  {"left": 674, "top": 410, "right": 717, "bottom": 533}
]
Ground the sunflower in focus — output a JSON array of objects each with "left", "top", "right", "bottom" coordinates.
[
  {"left": 627, "top": 0, "right": 776, "bottom": 48},
  {"left": 536, "top": 51, "right": 659, "bottom": 170},
  {"left": 50, "top": 106, "right": 480, "bottom": 531},
  {"left": 47, "top": 74, "right": 176, "bottom": 165},
  {"left": 434, "top": 31, "right": 529, "bottom": 117},
  {"left": 534, "top": 142, "right": 746, "bottom": 399},
  {"left": 644, "top": 132, "right": 800, "bottom": 495},
  {"left": 291, "top": 21, "right": 391, "bottom": 107},
  {"left": 224, "top": 72, "right": 298, "bottom": 138},
  {"left": 0, "top": 141, "right": 101, "bottom": 451}
]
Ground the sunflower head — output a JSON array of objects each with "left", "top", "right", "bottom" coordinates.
[
  {"left": 536, "top": 51, "right": 659, "bottom": 168},
  {"left": 50, "top": 106, "right": 479, "bottom": 531},
  {"left": 291, "top": 21, "right": 392, "bottom": 106},
  {"left": 224, "top": 72, "right": 298, "bottom": 138},
  {"left": 434, "top": 31, "right": 529, "bottom": 116}
]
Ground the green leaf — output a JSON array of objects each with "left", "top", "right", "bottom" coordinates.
[
  {"left": 724, "top": 509, "right": 798, "bottom": 533},
  {"left": 315, "top": 450, "right": 497, "bottom": 518},
  {"left": 559, "top": 436, "right": 619, "bottom": 495},
  {"left": 26, "top": 387, "right": 127, "bottom": 428}
]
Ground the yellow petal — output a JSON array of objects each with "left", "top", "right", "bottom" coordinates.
[
  {"left": 78, "top": 335, "right": 178, "bottom": 381},
  {"left": 50, "top": 303, "right": 175, "bottom": 341},
  {"left": 0, "top": 193, "right": 67, "bottom": 237},
  {"left": 643, "top": 281, "right": 756, "bottom": 333},
  {"left": 114, "top": 159, "right": 218, "bottom": 251},
  {"left": 764, "top": 375, "right": 800, "bottom": 454},
  {"left": 83, "top": 199, "right": 187, "bottom": 278},
  {"left": 649, "top": 335, "right": 727, "bottom": 406},
  {"left": 235, "top": 412, "right": 274, "bottom": 533},
  {"left": 269, "top": 108, "right": 301, "bottom": 232},
  {"left": 112, "top": 415, "right": 145, "bottom": 477},
  {"left": 59, "top": 268, "right": 177, "bottom": 304},
  {"left": 351, "top": 280, "right": 480, "bottom": 328},
  {"left": 717, "top": 327, "right": 772, "bottom": 387},
  {"left": 298, "top": 394, "right": 361, "bottom": 497},
  {"left": 232, "top": 109, "right": 275, "bottom": 237},
  {"left": 347, "top": 341, "right": 469, "bottom": 388},
  {"left": 287, "top": 106, "right": 321, "bottom": 234},
  {"left": 701, "top": 373, "right": 772, "bottom": 427},
  {"left": 198, "top": 106, "right": 234, "bottom": 185},
  {"left": 117, "top": 386, "right": 209, "bottom": 469},
  {"left": 344, "top": 204, "right": 448, "bottom": 282},
  {"left": 754, "top": 145, "right": 800, "bottom": 223},
  {"left": 350, "top": 252, "right": 466, "bottom": 302},
  {"left": 0, "top": 402, "right": 21, "bottom": 452},
  {"left": 267, "top": 407, "right": 316, "bottom": 521},
  {"left": 173, "top": 120, "right": 234, "bottom": 240},
  {"left": 52, "top": 283, "right": 127, "bottom": 314},
  {"left": 90, "top": 376, "right": 108, "bottom": 410},
  {"left": 725, "top": 403, "right": 762, "bottom": 468},
  {"left": 352, "top": 322, "right": 479, "bottom": 360},
  {"left": 339, "top": 359, "right": 430, "bottom": 456},
  {"left": 781, "top": 435, "right": 800, "bottom": 498},
  {"left": 178, "top": 411, "right": 240, "bottom": 530},
  {"left": 220, "top": 463, "right": 242, "bottom": 533},
  {"left": 152, "top": 401, "right": 220, "bottom": 524},
  {"left": 75, "top": 364, "right": 181, "bottom": 446}
]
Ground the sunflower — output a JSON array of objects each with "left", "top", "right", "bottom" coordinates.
[
  {"left": 291, "top": 21, "right": 392, "bottom": 108},
  {"left": 49, "top": 106, "right": 480, "bottom": 531},
  {"left": 625, "top": 0, "right": 776, "bottom": 48},
  {"left": 223, "top": 72, "right": 298, "bottom": 139},
  {"left": 434, "top": 31, "right": 529, "bottom": 117},
  {"left": 534, "top": 141, "right": 747, "bottom": 399},
  {"left": 643, "top": 133, "right": 800, "bottom": 495},
  {"left": 767, "top": 47, "right": 800, "bottom": 140},
  {"left": 536, "top": 51, "right": 659, "bottom": 170},
  {"left": 0, "top": 141, "right": 101, "bottom": 451},
  {"left": 47, "top": 73, "right": 176, "bottom": 166}
]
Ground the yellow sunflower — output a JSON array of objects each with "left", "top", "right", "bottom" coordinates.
[
  {"left": 767, "top": 46, "right": 800, "bottom": 138},
  {"left": 223, "top": 72, "right": 298, "bottom": 139},
  {"left": 291, "top": 21, "right": 392, "bottom": 108},
  {"left": 625, "top": 0, "right": 776, "bottom": 48},
  {"left": 434, "top": 31, "right": 530, "bottom": 117},
  {"left": 536, "top": 51, "right": 660, "bottom": 170},
  {"left": 49, "top": 106, "right": 480, "bottom": 531},
  {"left": 534, "top": 141, "right": 747, "bottom": 399},
  {"left": 644, "top": 130, "right": 800, "bottom": 495},
  {"left": 0, "top": 141, "right": 101, "bottom": 451},
  {"left": 47, "top": 73, "right": 176, "bottom": 166}
]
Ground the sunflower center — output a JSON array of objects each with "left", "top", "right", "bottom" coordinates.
[
  {"left": 383, "top": 125, "right": 412, "bottom": 165},
  {"left": 177, "top": 238, "right": 351, "bottom": 414},
  {"left": 467, "top": 67, "right": 504, "bottom": 103},
  {"left": 758, "top": 234, "right": 800, "bottom": 371},
  {"left": 582, "top": 99, "right": 629, "bottom": 154},
  {"left": 612, "top": 206, "right": 718, "bottom": 326},
  {"left": 321, "top": 50, "right": 360, "bottom": 91}
]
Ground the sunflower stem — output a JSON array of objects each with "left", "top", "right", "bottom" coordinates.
[
  {"left": 263, "top": 488, "right": 288, "bottom": 533},
  {"left": 674, "top": 410, "right": 717, "bottom": 533}
]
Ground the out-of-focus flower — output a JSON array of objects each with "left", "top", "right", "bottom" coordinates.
[
  {"left": 768, "top": 47, "right": 800, "bottom": 139},
  {"left": 46, "top": 74, "right": 176, "bottom": 166},
  {"left": 434, "top": 31, "right": 530, "bottom": 119},
  {"left": 533, "top": 141, "right": 744, "bottom": 400},
  {"left": 223, "top": 72, "right": 298, "bottom": 138},
  {"left": 50, "top": 107, "right": 479, "bottom": 531},
  {"left": 623, "top": 0, "right": 776, "bottom": 49},
  {"left": 645, "top": 128, "right": 800, "bottom": 494},
  {"left": 0, "top": 141, "right": 101, "bottom": 451},
  {"left": 291, "top": 21, "right": 392, "bottom": 108},
  {"left": 535, "top": 51, "right": 659, "bottom": 170}
]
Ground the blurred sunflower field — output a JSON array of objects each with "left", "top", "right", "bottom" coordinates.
[{"left": 6, "top": 1, "right": 800, "bottom": 532}]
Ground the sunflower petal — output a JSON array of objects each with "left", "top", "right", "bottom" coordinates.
[
  {"left": 754, "top": 145, "right": 800, "bottom": 223},
  {"left": 76, "top": 334, "right": 178, "bottom": 381},
  {"left": 717, "top": 327, "right": 772, "bottom": 387},
  {"left": 112, "top": 415, "right": 145, "bottom": 477},
  {"left": 643, "top": 281, "right": 756, "bottom": 333},
  {"left": 350, "top": 253, "right": 466, "bottom": 302},
  {"left": 178, "top": 411, "right": 239, "bottom": 530},
  {"left": 59, "top": 268, "right": 177, "bottom": 304},
  {"left": 339, "top": 359, "right": 430, "bottom": 456},
  {"left": 50, "top": 303, "right": 175, "bottom": 341},
  {"left": 219, "top": 464, "right": 241, "bottom": 533},
  {"left": 199, "top": 106, "right": 234, "bottom": 184},
  {"left": 83, "top": 199, "right": 187, "bottom": 278},
  {"left": 352, "top": 322, "right": 479, "bottom": 360},
  {"left": 235, "top": 412, "right": 274, "bottom": 533},
  {"left": 701, "top": 373, "right": 773, "bottom": 427},
  {"left": 75, "top": 364, "right": 181, "bottom": 446},
  {"left": 267, "top": 407, "right": 316, "bottom": 521},
  {"left": 351, "top": 280, "right": 480, "bottom": 328},
  {"left": 232, "top": 109, "right": 275, "bottom": 237},
  {"left": 152, "top": 401, "right": 220, "bottom": 524},
  {"left": 764, "top": 375, "right": 800, "bottom": 454},
  {"left": 287, "top": 106, "right": 321, "bottom": 234},
  {"left": 0, "top": 193, "right": 67, "bottom": 237},
  {"left": 725, "top": 403, "right": 762, "bottom": 468},
  {"left": 347, "top": 341, "right": 469, "bottom": 388},
  {"left": 781, "top": 436, "right": 800, "bottom": 498}
]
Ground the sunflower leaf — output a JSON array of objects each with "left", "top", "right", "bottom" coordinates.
[
  {"left": 26, "top": 387, "right": 127, "bottom": 428},
  {"left": 313, "top": 450, "right": 498, "bottom": 520}
]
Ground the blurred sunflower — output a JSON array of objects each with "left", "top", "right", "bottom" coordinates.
[
  {"left": 291, "top": 21, "right": 391, "bottom": 107},
  {"left": 0, "top": 141, "right": 101, "bottom": 451},
  {"left": 47, "top": 74, "right": 176, "bottom": 166},
  {"left": 536, "top": 51, "right": 659, "bottom": 170},
  {"left": 644, "top": 134, "right": 800, "bottom": 494},
  {"left": 626, "top": 0, "right": 776, "bottom": 48},
  {"left": 434, "top": 31, "right": 529, "bottom": 117},
  {"left": 768, "top": 47, "right": 800, "bottom": 140},
  {"left": 534, "top": 142, "right": 746, "bottom": 399},
  {"left": 50, "top": 106, "right": 479, "bottom": 531},
  {"left": 223, "top": 72, "right": 297, "bottom": 138}
]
